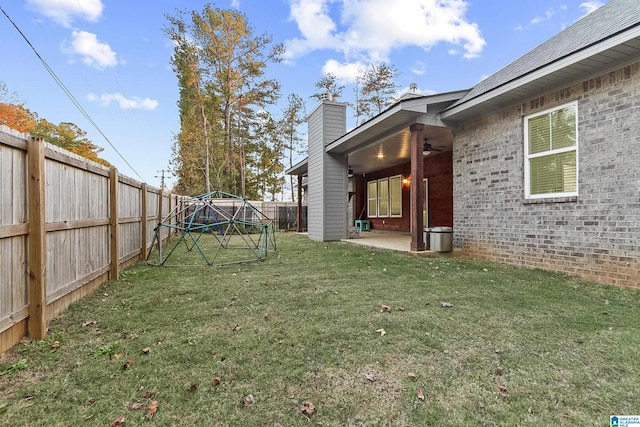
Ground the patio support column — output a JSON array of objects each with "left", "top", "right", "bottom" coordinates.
[
  {"left": 297, "top": 175, "right": 303, "bottom": 232},
  {"left": 409, "top": 123, "right": 425, "bottom": 251}
]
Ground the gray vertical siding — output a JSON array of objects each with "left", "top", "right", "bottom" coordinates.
[{"left": 306, "top": 101, "right": 347, "bottom": 241}]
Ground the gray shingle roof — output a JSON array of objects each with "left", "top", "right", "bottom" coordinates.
[{"left": 450, "top": 0, "right": 640, "bottom": 109}]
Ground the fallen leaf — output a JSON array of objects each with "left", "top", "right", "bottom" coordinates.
[
  {"left": 213, "top": 377, "right": 222, "bottom": 386},
  {"left": 497, "top": 383, "right": 508, "bottom": 398},
  {"left": 147, "top": 400, "right": 158, "bottom": 415},
  {"left": 189, "top": 383, "right": 198, "bottom": 392},
  {"left": 300, "top": 401, "right": 315, "bottom": 417},
  {"left": 142, "top": 391, "right": 153, "bottom": 399},
  {"left": 243, "top": 394, "right": 255, "bottom": 406},
  {"left": 51, "top": 341, "right": 60, "bottom": 349},
  {"left": 417, "top": 389, "right": 425, "bottom": 401},
  {"left": 440, "top": 302, "right": 453, "bottom": 308},
  {"left": 375, "top": 328, "right": 386, "bottom": 336},
  {"left": 109, "top": 415, "right": 125, "bottom": 426},
  {"left": 232, "top": 324, "right": 241, "bottom": 332},
  {"left": 82, "top": 320, "right": 97, "bottom": 327},
  {"left": 407, "top": 372, "right": 416, "bottom": 378},
  {"left": 274, "top": 424, "right": 283, "bottom": 427},
  {"left": 365, "top": 373, "right": 377, "bottom": 382},
  {"left": 127, "top": 333, "right": 139, "bottom": 340},
  {"left": 130, "top": 402, "right": 144, "bottom": 410},
  {"left": 380, "top": 305, "right": 391, "bottom": 313},
  {"left": 142, "top": 347, "right": 152, "bottom": 355},
  {"left": 122, "top": 360, "right": 135, "bottom": 370}
]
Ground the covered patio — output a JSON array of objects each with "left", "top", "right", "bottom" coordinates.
[
  {"left": 287, "top": 89, "right": 466, "bottom": 251},
  {"left": 342, "top": 231, "right": 411, "bottom": 252}
]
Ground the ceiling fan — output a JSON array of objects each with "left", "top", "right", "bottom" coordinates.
[{"left": 423, "top": 138, "right": 444, "bottom": 155}]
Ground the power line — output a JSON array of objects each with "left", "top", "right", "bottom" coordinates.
[{"left": 0, "top": 5, "right": 144, "bottom": 182}]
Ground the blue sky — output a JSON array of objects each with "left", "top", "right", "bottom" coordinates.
[{"left": 0, "top": 0, "right": 606, "bottom": 189}]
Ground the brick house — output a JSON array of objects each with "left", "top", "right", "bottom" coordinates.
[{"left": 287, "top": 0, "right": 639, "bottom": 287}]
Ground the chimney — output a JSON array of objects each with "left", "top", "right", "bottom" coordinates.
[
  {"left": 409, "top": 83, "right": 418, "bottom": 93},
  {"left": 306, "top": 99, "right": 347, "bottom": 241}
]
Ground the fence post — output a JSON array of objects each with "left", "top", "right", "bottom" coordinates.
[
  {"left": 27, "top": 137, "right": 47, "bottom": 339},
  {"left": 109, "top": 168, "right": 120, "bottom": 279},
  {"left": 140, "top": 183, "right": 147, "bottom": 260},
  {"left": 157, "top": 189, "right": 163, "bottom": 257},
  {"left": 297, "top": 175, "right": 303, "bottom": 232}
]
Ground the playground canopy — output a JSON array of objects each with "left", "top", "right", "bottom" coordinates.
[{"left": 146, "top": 190, "right": 276, "bottom": 266}]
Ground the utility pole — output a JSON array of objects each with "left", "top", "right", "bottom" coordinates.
[{"left": 155, "top": 169, "right": 167, "bottom": 191}]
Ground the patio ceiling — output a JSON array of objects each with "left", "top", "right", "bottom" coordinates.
[
  {"left": 327, "top": 90, "right": 467, "bottom": 175},
  {"left": 345, "top": 124, "right": 454, "bottom": 175}
]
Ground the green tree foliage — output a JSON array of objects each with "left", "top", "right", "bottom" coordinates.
[
  {"left": 250, "top": 110, "right": 284, "bottom": 201},
  {"left": 165, "top": 5, "right": 283, "bottom": 197},
  {"left": 165, "top": 18, "right": 222, "bottom": 195},
  {"left": 357, "top": 63, "right": 399, "bottom": 121},
  {"left": 310, "top": 72, "right": 344, "bottom": 102},
  {"left": 31, "top": 119, "right": 111, "bottom": 167},
  {"left": 279, "top": 93, "right": 306, "bottom": 201}
]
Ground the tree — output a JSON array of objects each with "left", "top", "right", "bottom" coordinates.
[
  {"left": 357, "top": 63, "right": 399, "bottom": 120},
  {"left": 310, "top": 72, "right": 344, "bottom": 102},
  {"left": 279, "top": 93, "right": 306, "bottom": 201},
  {"left": 0, "top": 82, "right": 20, "bottom": 105},
  {"left": 165, "top": 15, "right": 222, "bottom": 195},
  {"left": 0, "top": 102, "right": 37, "bottom": 133},
  {"left": 165, "top": 5, "right": 283, "bottom": 197},
  {"left": 250, "top": 110, "right": 284, "bottom": 201},
  {"left": 31, "top": 119, "right": 111, "bottom": 167}
]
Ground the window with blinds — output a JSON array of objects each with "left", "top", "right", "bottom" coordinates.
[
  {"left": 367, "top": 180, "right": 378, "bottom": 217},
  {"left": 389, "top": 175, "right": 402, "bottom": 217},
  {"left": 524, "top": 102, "right": 578, "bottom": 199},
  {"left": 367, "top": 175, "right": 402, "bottom": 217}
]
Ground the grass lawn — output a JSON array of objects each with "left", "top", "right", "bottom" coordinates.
[{"left": 1, "top": 233, "right": 638, "bottom": 426}]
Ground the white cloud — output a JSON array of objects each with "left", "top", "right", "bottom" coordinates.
[
  {"left": 26, "top": 0, "right": 103, "bottom": 28},
  {"left": 322, "top": 59, "right": 366, "bottom": 84},
  {"left": 580, "top": 1, "right": 604, "bottom": 16},
  {"left": 88, "top": 93, "right": 159, "bottom": 110},
  {"left": 231, "top": 0, "right": 241, "bottom": 8},
  {"left": 410, "top": 61, "right": 426, "bottom": 76},
  {"left": 67, "top": 30, "right": 118, "bottom": 69},
  {"left": 284, "top": 0, "right": 485, "bottom": 63},
  {"left": 530, "top": 8, "right": 556, "bottom": 25}
]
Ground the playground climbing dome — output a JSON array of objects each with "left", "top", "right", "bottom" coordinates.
[{"left": 146, "top": 190, "right": 276, "bottom": 266}]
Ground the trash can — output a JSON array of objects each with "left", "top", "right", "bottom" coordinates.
[{"left": 430, "top": 226, "right": 453, "bottom": 252}]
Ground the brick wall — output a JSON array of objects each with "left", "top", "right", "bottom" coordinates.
[
  {"left": 453, "top": 62, "right": 640, "bottom": 288},
  {"left": 361, "top": 151, "right": 453, "bottom": 232}
]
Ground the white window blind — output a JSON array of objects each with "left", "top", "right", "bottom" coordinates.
[{"left": 525, "top": 102, "right": 578, "bottom": 198}]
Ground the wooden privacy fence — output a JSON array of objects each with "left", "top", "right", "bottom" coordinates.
[{"left": 0, "top": 126, "right": 181, "bottom": 355}]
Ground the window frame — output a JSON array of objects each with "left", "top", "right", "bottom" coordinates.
[
  {"left": 367, "top": 180, "right": 378, "bottom": 217},
  {"left": 524, "top": 101, "right": 579, "bottom": 200},
  {"left": 377, "top": 178, "right": 389, "bottom": 217},
  {"left": 389, "top": 175, "right": 402, "bottom": 217},
  {"left": 367, "top": 175, "right": 403, "bottom": 218}
]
